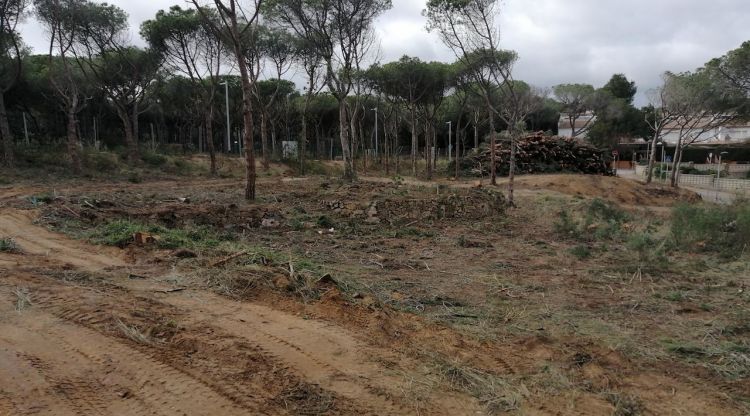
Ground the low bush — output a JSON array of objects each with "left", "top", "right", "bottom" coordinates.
[
  {"left": 83, "top": 150, "right": 120, "bottom": 172},
  {"left": 671, "top": 202, "right": 750, "bottom": 257},
  {"left": 141, "top": 151, "right": 168, "bottom": 167},
  {"left": 554, "top": 198, "right": 630, "bottom": 242},
  {"left": 87, "top": 219, "right": 221, "bottom": 250},
  {"left": 0, "top": 237, "right": 20, "bottom": 253}
]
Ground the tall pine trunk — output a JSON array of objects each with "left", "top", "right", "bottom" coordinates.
[
  {"left": 116, "top": 106, "right": 138, "bottom": 164},
  {"left": 338, "top": 100, "right": 355, "bottom": 180},
  {"left": 646, "top": 131, "right": 659, "bottom": 184},
  {"left": 66, "top": 106, "right": 81, "bottom": 174},
  {"left": 410, "top": 107, "right": 417, "bottom": 176},
  {"left": 508, "top": 127, "right": 518, "bottom": 206},
  {"left": 261, "top": 111, "right": 269, "bottom": 170},
  {"left": 488, "top": 107, "right": 497, "bottom": 186},
  {"left": 205, "top": 108, "right": 217, "bottom": 175},
  {"left": 0, "top": 92, "right": 14, "bottom": 166}
]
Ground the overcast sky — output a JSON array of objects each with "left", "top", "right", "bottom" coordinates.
[{"left": 19, "top": 0, "right": 750, "bottom": 106}]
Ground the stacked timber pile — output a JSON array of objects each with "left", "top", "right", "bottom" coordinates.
[{"left": 455, "top": 132, "right": 611, "bottom": 176}]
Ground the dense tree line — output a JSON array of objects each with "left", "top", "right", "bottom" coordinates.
[{"left": 0, "top": 0, "right": 748, "bottom": 196}]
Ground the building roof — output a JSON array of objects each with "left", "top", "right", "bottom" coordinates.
[{"left": 558, "top": 112, "right": 596, "bottom": 130}]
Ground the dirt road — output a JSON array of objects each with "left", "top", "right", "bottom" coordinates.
[{"left": 0, "top": 208, "right": 480, "bottom": 415}]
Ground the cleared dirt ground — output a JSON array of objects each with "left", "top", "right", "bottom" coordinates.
[{"left": 0, "top": 171, "right": 747, "bottom": 415}]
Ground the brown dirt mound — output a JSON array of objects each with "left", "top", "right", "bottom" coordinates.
[{"left": 504, "top": 174, "right": 701, "bottom": 206}]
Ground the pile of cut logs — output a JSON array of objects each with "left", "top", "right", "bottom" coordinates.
[{"left": 456, "top": 132, "right": 611, "bottom": 176}]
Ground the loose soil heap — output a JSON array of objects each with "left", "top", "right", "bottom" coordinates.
[{"left": 456, "top": 132, "right": 610, "bottom": 176}]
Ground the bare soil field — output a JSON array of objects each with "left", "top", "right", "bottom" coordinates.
[{"left": 0, "top": 171, "right": 747, "bottom": 415}]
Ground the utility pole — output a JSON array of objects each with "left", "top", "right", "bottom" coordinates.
[
  {"left": 446, "top": 121, "right": 452, "bottom": 162},
  {"left": 220, "top": 81, "right": 230, "bottom": 153},
  {"left": 372, "top": 107, "right": 378, "bottom": 161}
]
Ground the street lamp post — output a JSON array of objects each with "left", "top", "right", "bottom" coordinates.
[
  {"left": 220, "top": 81, "right": 230, "bottom": 153},
  {"left": 446, "top": 120, "right": 452, "bottom": 162},
  {"left": 371, "top": 108, "right": 378, "bottom": 161}
]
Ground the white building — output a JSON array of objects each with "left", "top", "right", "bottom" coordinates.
[
  {"left": 558, "top": 112, "right": 596, "bottom": 138},
  {"left": 661, "top": 119, "right": 750, "bottom": 145}
]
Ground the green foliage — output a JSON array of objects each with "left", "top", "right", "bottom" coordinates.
[
  {"left": 87, "top": 219, "right": 221, "bottom": 250},
  {"left": 0, "top": 238, "right": 20, "bottom": 253},
  {"left": 127, "top": 171, "right": 142, "bottom": 183},
  {"left": 555, "top": 198, "right": 630, "bottom": 242},
  {"left": 289, "top": 218, "right": 305, "bottom": 231},
  {"left": 554, "top": 209, "right": 581, "bottom": 239},
  {"left": 392, "top": 227, "right": 434, "bottom": 238},
  {"left": 602, "top": 74, "right": 637, "bottom": 104},
  {"left": 141, "top": 151, "right": 167, "bottom": 167},
  {"left": 569, "top": 244, "right": 591, "bottom": 259},
  {"left": 316, "top": 215, "right": 334, "bottom": 228},
  {"left": 285, "top": 158, "right": 329, "bottom": 175},
  {"left": 671, "top": 202, "right": 750, "bottom": 257},
  {"left": 83, "top": 150, "right": 120, "bottom": 172}
]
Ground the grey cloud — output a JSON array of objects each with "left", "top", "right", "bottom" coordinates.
[{"left": 18, "top": 0, "right": 750, "bottom": 106}]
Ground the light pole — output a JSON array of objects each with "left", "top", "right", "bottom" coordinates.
[
  {"left": 446, "top": 120, "right": 452, "bottom": 162},
  {"left": 220, "top": 81, "right": 230, "bottom": 153},
  {"left": 371, "top": 107, "right": 378, "bottom": 160}
]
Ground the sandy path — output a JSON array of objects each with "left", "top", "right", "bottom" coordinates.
[
  {"left": 0, "top": 208, "right": 480, "bottom": 415},
  {"left": 0, "top": 209, "right": 125, "bottom": 271}
]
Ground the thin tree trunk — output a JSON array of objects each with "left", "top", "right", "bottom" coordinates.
[
  {"left": 508, "top": 128, "right": 517, "bottom": 206},
  {"left": 133, "top": 102, "right": 140, "bottom": 146},
  {"left": 646, "top": 130, "right": 659, "bottom": 184},
  {"left": 338, "top": 100, "right": 355, "bottom": 180},
  {"left": 315, "top": 123, "right": 320, "bottom": 159},
  {"left": 116, "top": 107, "right": 138, "bottom": 164},
  {"left": 206, "top": 108, "right": 217, "bottom": 175},
  {"left": 261, "top": 111, "right": 269, "bottom": 170},
  {"left": 488, "top": 108, "right": 497, "bottom": 186},
  {"left": 0, "top": 92, "right": 14, "bottom": 166},
  {"left": 271, "top": 119, "right": 277, "bottom": 160},
  {"left": 425, "top": 122, "right": 432, "bottom": 180},
  {"left": 473, "top": 111, "right": 479, "bottom": 150},
  {"left": 66, "top": 105, "right": 81, "bottom": 174},
  {"left": 300, "top": 112, "right": 308, "bottom": 174},
  {"left": 410, "top": 107, "right": 417, "bottom": 176},
  {"left": 670, "top": 146, "right": 683, "bottom": 188},
  {"left": 349, "top": 104, "right": 359, "bottom": 171}
]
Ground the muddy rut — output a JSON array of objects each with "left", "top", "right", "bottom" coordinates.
[{"left": 0, "top": 209, "right": 480, "bottom": 415}]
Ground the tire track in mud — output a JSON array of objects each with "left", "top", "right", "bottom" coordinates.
[
  {"left": 0, "top": 208, "right": 482, "bottom": 415},
  {"left": 0, "top": 289, "right": 253, "bottom": 416},
  {"left": 28, "top": 291, "right": 269, "bottom": 414},
  {"left": 30, "top": 287, "right": 408, "bottom": 415},
  {"left": 0, "top": 209, "right": 125, "bottom": 271},
  {"left": 159, "top": 292, "right": 475, "bottom": 415}
]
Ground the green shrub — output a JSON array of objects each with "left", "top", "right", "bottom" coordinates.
[
  {"left": 286, "top": 159, "right": 329, "bottom": 176},
  {"left": 553, "top": 209, "right": 581, "bottom": 239},
  {"left": 83, "top": 150, "right": 120, "bottom": 172},
  {"left": 316, "top": 215, "right": 334, "bottom": 228},
  {"left": 289, "top": 218, "right": 305, "bottom": 231},
  {"left": 88, "top": 220, "right": 144, "bottom": 247},
  {"left": 0, "top": 238, "right": 20, "bottom": 253},
  {"left": 671, "top": 202, "right": 750, "bottom": 257},
  {"left": 555, "top": 199, "right": 629, "bottom": 242},
  {"left": 587, "top": 198, "right": 628, "bottom": 223},
  {"left": 141, "top": 152, "right": 168, "bottom": 167},
  {"left": 87, "top": 220, "right": 222, "bottom": 250},
  {"left": 569, "top": 245, "right": 591, "bottom": 259},
  {"left": 127, "top": 171, "right": 143, "bottom": 183}
]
